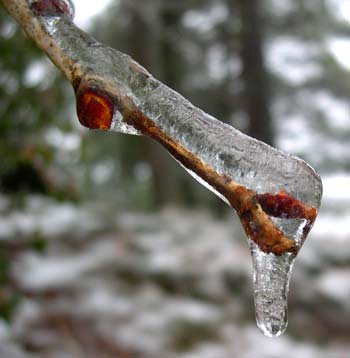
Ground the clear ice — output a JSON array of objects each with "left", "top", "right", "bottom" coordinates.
[
  {"left": 250, "top": 241, "right": 295, "bottom": 337},
  {"left": 29, "top": 1, "right": 323, "bottom": 337}
]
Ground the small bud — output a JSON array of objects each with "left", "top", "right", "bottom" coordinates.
[
  {"left": 29, "top": 0, "right": 75, "bottom": 20},
  {"left": 76, "top": 83, "right": 114, "bottom": 130},
  {"left": 256, "top": 190, "right": 316, "bottom": 220}
]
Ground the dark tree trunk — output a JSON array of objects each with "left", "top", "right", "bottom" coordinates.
[
  {"left": 235, "top": 0, "right": 275, "bottom": 146},
  {"left": 125, "top": 0, "right": 185, "bottom": 206}
]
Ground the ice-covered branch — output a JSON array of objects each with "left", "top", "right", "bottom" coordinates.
[
  {"left": 1, "top": 0, "right": 323, "bottom": 337},
  {"left": 1, "top": 0, "right": 321, "bottom": 255}
]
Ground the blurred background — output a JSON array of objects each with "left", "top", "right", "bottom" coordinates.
[{"left": 0, "top": 0, "right": 349, "bottom": 357}]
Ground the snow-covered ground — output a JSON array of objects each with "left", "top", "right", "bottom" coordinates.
[{"left": 0, "top": 193, "right": 348, "bottom": 357}]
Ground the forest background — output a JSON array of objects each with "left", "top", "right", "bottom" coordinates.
[{"left": 0, "top": 0, "right": 349, "bottom": 356}]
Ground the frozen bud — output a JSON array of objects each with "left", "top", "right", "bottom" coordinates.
[
  {"left": 76, "top": 81, "right": 114, "bottom": 130},
  {"left": 29, "top": 0, "right": 75, "bottom": 20}
]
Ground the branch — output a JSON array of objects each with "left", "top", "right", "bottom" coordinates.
[{"left": 1, "top": 0, "right": 322, "bottom": 255}]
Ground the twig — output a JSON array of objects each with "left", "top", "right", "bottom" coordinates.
[{"left": 1, "top": 0, "right": 318, "bottom": 255}]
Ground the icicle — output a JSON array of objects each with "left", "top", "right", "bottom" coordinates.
[
  {"left": 250, "top": 241, "right": 294, "bottom": 337},
  {"left": 246, "top": 194, "right": 318, "bottom": 336}
]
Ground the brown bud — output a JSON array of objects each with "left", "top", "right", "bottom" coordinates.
[
  {"left": 76, "top": 85, "right": 114, "bottom": 130},
  {"left": 256, "top": 190, "right": 316, "bottom": 220}
]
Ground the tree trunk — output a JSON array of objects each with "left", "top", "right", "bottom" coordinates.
[
  {"left": 126, "top": 0, "right": 185, "bottom": 206},
  {"left": 234, "top": 0, "right": 274, "bottom": 146}
]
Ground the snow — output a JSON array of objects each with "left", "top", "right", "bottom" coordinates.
[
  {"left": 73, "top": 0, "right": 113, "bottom": 29},
  {"left": 12, "top": 240, "right": 117, "bottom": 291},
  {"left": 182, "top": 2, "right": 228, "bottom": 34},
  {"left": 266, "top": 37, "right": 322, "bottom": 85},
  {"left": 312, "top": 213, "right": 349, "bottom": 242},
  {"left": 206, "top": 44, "right": 231, "bottom": 82},
  {"left": 237, "top": 325, "right": 349, "bottom": 358},
  {"left": 160, "top": 299, "right": 221, "bottom": 323},
  {"left": 0, "top": 196, "right": 104, "bottom": 240},
  {"left": 327, "top": 0, "right": 350, "bottom": 22},
  {"left": 326, "top": 38, "right": 350, "bottom": 71},
  {"left": 180, "top": 324, "right": 350, "bottom": 358},
  {"left": 90, "top": 160, "right": 114, "bottom": 184},
  {"left": 312, "top": 91, "right": 350, "bottom": 130},
  {"left": 79, "top": 286, "right": 135, "bottom": 318},
  {"left": 24, "top": 59, "right": 50, "bottom": 87},
  {"left": 276, "top": 114, "right": 314, "bottom": 154},
  {"left": 45, "top": 127, "right": 81, "bottom": 151},
  {"left": 117, "top": 210, "right": 250, "bottom": 277},
  {"left": 316, "top": 269, "right": 350, "bottom": 305},
  {"left": 267, "top": 0, "right": 294, "bottom": 16},
  {"left": 1, "top": 201, "right": 348, "bottom": 356},
  {"left": 274, "top": 89, "right": 349, "bottom": 168},
  {"left": 322, "top": 173, "right": 350, "bottom": 202}
]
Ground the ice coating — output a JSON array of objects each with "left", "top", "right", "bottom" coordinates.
[
  {"left": 40, "top": 16, "right": 322, "bottom": 203},
  {"left": 15, "top": 2, "right": 322, "bottom": 337}
]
